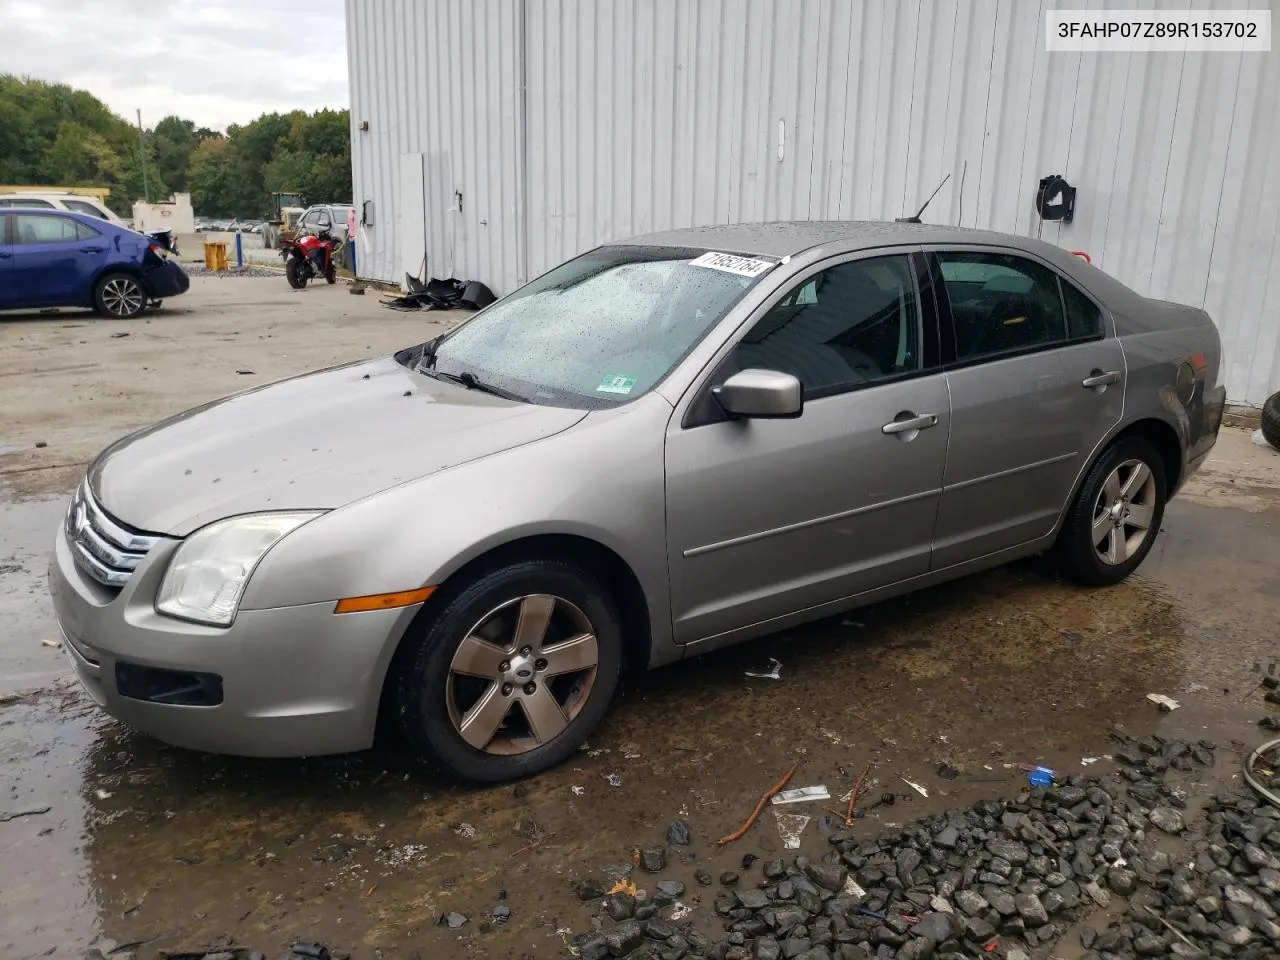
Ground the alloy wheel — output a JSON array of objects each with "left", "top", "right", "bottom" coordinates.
[
  {"left": 101, "top": 277, "right": 144, "bottom": 317},
  {"left": 445, "top": 594, "right": 598, "bottom": 755},
  {"left": 1092, "top": 458, "right": 1157, "bottom": 565}
]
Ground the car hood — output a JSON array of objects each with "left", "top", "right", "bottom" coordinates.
[{"left": 89, "top": 356, "right": 588, "bottom": 536}]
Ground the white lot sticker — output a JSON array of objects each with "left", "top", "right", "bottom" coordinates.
[{"left": 688, "top": 251, "right": 776, "bottom": 278}]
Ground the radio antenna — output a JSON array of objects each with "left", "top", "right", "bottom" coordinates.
[{"left": 896, "top": 173, "right": 951, "bottom": 224}]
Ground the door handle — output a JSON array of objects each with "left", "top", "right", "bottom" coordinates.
[
  {"left": 882, "top": 412, "right": 938, "bottom": 435},
  {"left": 80, "top": 246, "right": 105, "bottom": 254},
  {"left": 0, "top": 251, "right": 11, "bottom": 259},
  {"left": 1081, "top": 370, "right": 1122, "bottom": 389}
]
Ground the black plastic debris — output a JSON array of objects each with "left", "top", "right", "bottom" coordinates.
[{"left": 383, "top": 277, "right": 496, "bottom": 312}]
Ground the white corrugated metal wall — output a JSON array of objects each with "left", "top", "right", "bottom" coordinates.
[{"left": 346, "top": 0, "right": 1280, "bottom": 406}]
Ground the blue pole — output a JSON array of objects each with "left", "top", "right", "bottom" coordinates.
[
  {"left": 350, "top": 235, "right": 357, "bottom": 278},
  {"left": 234, "top": 230, "right": 243, "bottom": 268}
]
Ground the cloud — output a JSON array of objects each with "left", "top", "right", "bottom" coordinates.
[{"left": 0, "top": 0, "right": 347, "bottom": 131}]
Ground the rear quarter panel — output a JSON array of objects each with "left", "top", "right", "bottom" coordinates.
[{"left": 1116, "top": 298, "right": 1224, "bottom": 490}]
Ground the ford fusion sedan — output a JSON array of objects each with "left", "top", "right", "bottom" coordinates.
[{"left": 49, "top": 221, "right": 1225, "bottom": 781}]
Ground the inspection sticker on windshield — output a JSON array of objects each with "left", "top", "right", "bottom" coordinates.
[
  {"left": 688, "top": 251, "right": 777, "bottom": 278},
  {"left": 597, "top": 374, "right": 637, "bottom": 395}
]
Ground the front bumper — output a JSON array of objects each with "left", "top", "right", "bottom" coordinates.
[
  {"left": 143, "top": 260, "right": 191, "bottom": 299},
  {"left": 49, "top": 514, "right": 420, "bottom": 757}
]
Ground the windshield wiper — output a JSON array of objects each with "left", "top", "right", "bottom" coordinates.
[{"left": 432, "top": 368, "right": 523, "bottom": 401}]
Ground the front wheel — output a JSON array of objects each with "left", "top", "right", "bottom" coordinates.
[
  {"left": 285, "top": 255, "right": 308, "bottom": 289},
  {"left": 94, "top": 272, "right": 147, "bottom": 319},
  {"left": 324, "top": 263, "right": 337, "bottom": 284},
  {"left": 394, "top": 559, "right": 622, "bottom": 782},
  {"left": 1055, "top": 436, "right": 1167, "bottom": 586}
]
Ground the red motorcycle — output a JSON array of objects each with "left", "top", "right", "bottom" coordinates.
[{"left": 281, "top": 230, "right": 338, "bottom": 288}]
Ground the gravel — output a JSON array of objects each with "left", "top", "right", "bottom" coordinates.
[{"left": 564, "top": 736, "right": 1280, "bottom": 959}]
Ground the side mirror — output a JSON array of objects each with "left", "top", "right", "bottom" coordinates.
[{"left": 712, "top": 368, "right": 803, "bottom": 419}]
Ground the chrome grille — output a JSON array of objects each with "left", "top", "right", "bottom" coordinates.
[{"left": 65, "top": 485, "right": 160, "bottom": 589}]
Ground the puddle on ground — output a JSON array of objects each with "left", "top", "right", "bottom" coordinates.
[{"left": 2, "top": 494, "right": 1278, "bottom": 959}]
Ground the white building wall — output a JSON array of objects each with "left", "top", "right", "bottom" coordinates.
[{"left": 347, "top": 0, "right": 1280, "bottom": 407}]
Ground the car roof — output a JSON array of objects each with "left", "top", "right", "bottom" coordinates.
[
  {"left": 617, "top": 220, "right": 1062, "bottom": 258},
  {"left": 1, "top": 207, "right": 122, "bottom": 229}
]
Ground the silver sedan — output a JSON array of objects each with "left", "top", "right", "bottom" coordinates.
[{"left": 49, "top": 222, "right": 1225, "bottom": 781}]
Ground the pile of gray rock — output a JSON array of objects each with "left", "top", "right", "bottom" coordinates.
[{"left": 572, "top": 737, "right": 1280, "bottom": 959}]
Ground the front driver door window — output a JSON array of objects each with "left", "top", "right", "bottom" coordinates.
[
  {"left": 664, "top": 252, "right": 952, "bottom": 646},
  {"left": 10, "top": 214, "right": 85, "bottom": 303}
]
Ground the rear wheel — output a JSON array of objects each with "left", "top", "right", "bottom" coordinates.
[
  {"left": 1055, "top": 436, "right": 1167, "bottom": 586},
  {"left": 394, "top": 559, "right": 622, "bottom": 782},
  {"left": 1262, "top": 391, "right": 1280, "bottom": 451},
  {"left": 285, "top": 255, "right": 308, "bottom": 289},
  {"left": 93, "top": 272, "right": 146, "bottom": 319},
  {"left": 324, "top": 263, "right": 337, "bottom": 284}
]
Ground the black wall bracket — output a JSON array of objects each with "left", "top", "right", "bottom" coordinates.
[{"left": 1036, "top": 174, "right": 1076, "bottom": 223}]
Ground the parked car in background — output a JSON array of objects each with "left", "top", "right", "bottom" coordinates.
[
  {"left": 0, "top": 209, "right": 189, "bottom": 318},
  {"left": 49, "top": 221, "right": 1224, "bottom": 781},
  {"left": 0, "top": 192, "right": 122, "bottom": 224},
  {"left": 296, "top": 203, "right": 354, "bottom": 239}
]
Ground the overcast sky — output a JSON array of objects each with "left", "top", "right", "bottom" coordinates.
[{"left": 1, "top": 0, "right": 348, "bottom": 132}]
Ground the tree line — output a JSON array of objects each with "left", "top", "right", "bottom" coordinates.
[{"left": 0, "top": 75, "right": 352, "bottom": 218}]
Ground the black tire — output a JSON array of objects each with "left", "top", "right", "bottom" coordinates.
[
  {"left": 324, "top": 264, "right": 337, "bottom": 284},
  {"left": 93, "top": 272, "right": 147, "bottom": 319},
  {"left": 1262, "top": 391, "right": 1280, "bottom": 451},
  {"left": 285, "top": 256, "right": 309, "bottom": 289},
  {"left": 1055, "top": 436, "right": 1167, "bottom": 586},
  {"left": 393, "top": 559, "right": 622, "bottom": 782}
]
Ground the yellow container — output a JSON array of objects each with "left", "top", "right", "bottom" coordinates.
[{"left": 203, "top": 242, "right": 228, "bottom": 271}]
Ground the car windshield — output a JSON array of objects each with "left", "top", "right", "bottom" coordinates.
[{"left": 407, "top": 245, "right": 773, "bottom": 408}]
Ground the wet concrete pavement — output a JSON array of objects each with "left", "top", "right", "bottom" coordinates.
[{"left": 3, "top": 282, "right": 1280, "bottom": 958}]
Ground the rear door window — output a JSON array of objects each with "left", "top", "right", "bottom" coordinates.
[
  {"left": 1061, "top": 278, "right": 1103, "bottom": 340},
  {"left": 63, "top": 199, "right": 110, "bottom": 219},
  {"left": 935, "top": 252, "right": 1068, "bottom": 362},
  {"left": 12, "top": 214, "right": 80, "bottom": 244}
]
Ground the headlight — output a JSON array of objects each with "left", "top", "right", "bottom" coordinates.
[{"left": 156, "top": 512, "right": 323, "bottom": 626}]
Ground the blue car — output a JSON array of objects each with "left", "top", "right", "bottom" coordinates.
[{"left": 0, "top": 208, "right": 189, "bottom": 318}]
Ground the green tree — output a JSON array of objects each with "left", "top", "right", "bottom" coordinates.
[{"left": 0, "top": 74, "right": 352, "bottom": 217}]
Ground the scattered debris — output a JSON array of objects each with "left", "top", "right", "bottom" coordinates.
[
  {"left": 95, "top": 789, "right": 112, "bottom": 800},
  {"left": 382, "top": 276, "right": 496, "bottom": 312},
  {"left": 772, "top": 811, "right": 809, "bottom": 849},
  {"left": 570, "top": 737, "right": 1278, "bottom": 960},
  {"left": 34, "top": 440, "right": 47, "bottom": 448},
  {"left": 743, "top": 657, "right": 782, "bottom": 680},
  {"left": 0, "top": 806, "right": 52, "bottom": 822},
  {"left": 936, "top": 761, "right": 960, "bottom": 780},
  {"left": 1025, "top": 765, "right": 1055, "bottom": 788},
  {"left": 1146, "top": 692, "right": 1181, "bottom": 711},
  {"left": 717, "top": 760, "right": 799, "bottom": 845},
  {"left": 770, "top": 785, "right": 830, "bottom": 805},
  {"left": 900, "top": 776, "right": 929, "bottom": 798},
  {"left": 667, "top": 901, "right": 691, "bottom": 921},
  {"left": 606, "top": 878, "right": 637, "bottom": 897},
  {"left": 437, "top": 911, "right": 468, "bottom": 929},
  {"left": 110, "top": 331, "right": 130, "bottom": 338},
  {"left": 235, "top": 368, "right": 255, "bottom": 375},
  {"left": 451, "top": 822, "right": 476, "bottom": 839},
  {"left": 41, "top": 638, "right": 61, "bottom": 649},
  {"left": 605, "top": 772, "right": 623, "bottom": 788},
  {"left": 666, "top": 820, "right": 690, "bottom": 845}
]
